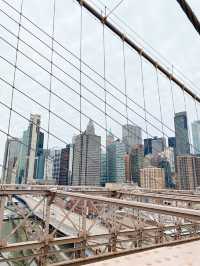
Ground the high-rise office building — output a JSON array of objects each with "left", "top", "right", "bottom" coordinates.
[
  {"left": 174, "top": 112, "right": 190, "bottom": 155},
  {"left": 100, "top": 152, "right": 108, "bottom": 186},
  {"left": 124, "top": 153, "right": 131, "bottom": 183},
  {"left": 144, "top": 137, "right": 166, "bottom": 156},
  {"left": 162, "top": 147, "right": 175, "bottom": 173},
  {"left": 131, "top": 144, "right": 144, "bottom": 184},
  {"left": 152, "top": 137, "right": 166, "bottom": 156},
  {"left": 72, "top": 120, "right": 101, "bottom": 186},
  {"left": 122, "top": 124, "right": 142, "bottom": 152},
  {"left": 107, "top": 139, "right": 126, "bottom": 183},
  {"left": 50, "top": 145, "right": 73, "bottom": 185},
  {"left": 159, "top": 159, "right": 174, "bottom": 188},
  {"left": 176, "top": 155, "right": 200, "bottom": 190},
  {"left": 2, "top": 138, "right": 21, "bottom": 184},
  {"left": 50, "top": 149, "right": 61, "bottom": 181},
  {"left": 17, "top": 114, "right": 44, "bottom": 184},
  {"left": 106, "top": 130, "right": 114, "bottom": 146},
  {"left": 59, "top": 145, "right": 71, "bottom": 185},
  {"left": 192, "top": 120, "right": 200, "bottom": 154},
  {"left": 144, "top": 138, "right": 152, "bottom": 156},
  {"left": 140, "top": 167, "right": 165, "bottom": 189},
  {"left": 168, "top": 137, "right": 176, "bottom": 149}
]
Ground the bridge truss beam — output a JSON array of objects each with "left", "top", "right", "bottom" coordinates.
[{"left": 0, "top": 187, "right": 200, "bottom": 265}]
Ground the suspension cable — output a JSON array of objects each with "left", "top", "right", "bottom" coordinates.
[
  {"left": 0, "top": 4, "right": 185, "bottom": 140},
  {"left": 2, "top": 0, "right": 23, "bottom": 185},
  {"left": 139, "top": 53, "right": 148, "bottom": 140},
  {"left": 45, "top": 0, "right": 56, "bottom": 183},
  {"left": 176, "top": 0, "right": 200, "bottom": 36},
  {"left": 102, "top": 7, "right": 108, "bottom": 180}
]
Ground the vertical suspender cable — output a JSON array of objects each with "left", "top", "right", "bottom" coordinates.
[
  {"left": 46, "top": 0, "right": 56, "bottom": 184},
  {"left": 122, "top": 38, "right": 130, "bottom": 182},
  {"left": 170, "top": 65, "right": 176, "bottom": 116},
  {"left": 102, "top": 7, "right": 108, "bottom": 181},
  {"left": 2, "top": 0, "right": 24, "bottom": 185},
  {"left": 79, "top": 3, "right": 83, "bottom": 185},
  {"left": 155, "top": 67, "right": 165, "bottom": 143},
  {"left": 139, "top": 53, "right": 148, "bottom": 140}
]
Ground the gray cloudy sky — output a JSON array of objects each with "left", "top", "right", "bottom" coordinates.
[{"left": 0, "top": 0, "right": 200, "bottom": 166}]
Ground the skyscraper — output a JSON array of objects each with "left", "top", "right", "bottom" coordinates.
[
  {"left": 140, "top": 167, "right": 165, "bottom": 189},
  {"left": 152, "top": 137, "right": 166, "bottom": 156},
  {"left": 49, "top": 145, "right": 74, "bottom": 185},
  {"left": 174, "top": 112, "right": 190, "bottom": 155},
  {"left": 106, "top": 130, "right": 114, "bottom": 146},
  {"left": 2, "top": 138, "right": 21, "bottom": 184},
  {"left": 144, "top": 137, "right": 166, "bottom": 156},
  {"left": 168, "top": 137, "right": 176, "bottom": 149},
  {"left": 122, "top": 124, "right": 142, "bottom": 152},
  {"left": 131, "top": 144, "right": 144, "bottom": 184},
  {"left": 17, "top": 114, "right": 44, "bottom": 184},
  {"left": 144, "top": 138, "right": 152, "bottom": 156},
  {"left": 59, "top": 145, "right": 71, "bottom": 185},
  {"left": 72, "top": 120, "right": 101, "bottom": 186},
  {"left": 107, "top": 139, "right": 126, "bottom": 183},
  {"left": 176, "top": 155, "right": 200, "bottom": 190},
  {"left": 100, "top": 152, "right": 108, "bottom": 186},
  {"left": 192, "top": 120, "right": 200, "bottom": 154}
]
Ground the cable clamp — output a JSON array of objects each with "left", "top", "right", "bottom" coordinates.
[
  {"left": 121, "top": 33, "right": 126, "bottom": 41},
  {"left": 101, "top": 16, "right": 107, "bottom": 24},
  {"left": 139, "top": 49, "right": 143, "bottom": 56}
]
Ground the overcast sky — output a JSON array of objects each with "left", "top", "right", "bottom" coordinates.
[{"left": 0, "top": 0, "right": 200, "bottom": 167}]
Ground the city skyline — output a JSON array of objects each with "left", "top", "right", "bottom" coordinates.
[{"left": 2, "top": 109, "right": 200, "bottom": 190}]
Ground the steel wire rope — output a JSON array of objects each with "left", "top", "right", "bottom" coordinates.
[
  {"left": 0, "top": 2, "right": 192, "bottom": 138},
  {"left": 0, "top": 2, "right": 199, "bottom": 163},
  {"left": 0, "top": 33, "right": 170, "bottom": 149},
  {"left": 1, "top": 29, "right": 198, "bottom": 159},
  {"left": 155, "top": 66, "right": 165, "bottom": 143},
  {"left": 79, "top": 3, "right": 84, "bottom": 186},
  {"left": 45, "top": 0, "right": 56, "bottom": 183},
  {"left": 1, "top": 4, "right": 197, "bottom": 157},
  {"left": 102, "top": 7, "right": 109, "bottom": 182},
  {"left": 0, "top": 25, "right": 198, "bottom": 156},
  {"left": 0, "top": 26, "right": 175, "bottom": 146},
  {"left": 139, "top": 53, "right": 148, "bottom": 141},
  {"left": 2, "top": 0, "right": 23, "bottom": 185},
  {"left": 94, "top": 0, "right": 200, "bottom": 96},
  {"left": 0, "top": 53, "right": 173, "bottom": 183},
  {"left": 182, "top": 88, "right": 196, "bottom": 154},
  {"left": 169, "top": 65, "right": 176, "bottom": 116}
]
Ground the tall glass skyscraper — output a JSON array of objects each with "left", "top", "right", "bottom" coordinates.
[
  {"left": 192, "top": 120, "right": 200, "bottom": 154},
  {"left": 17, "top": 114, "right": 44, "bottom": 183},
  {"left": 174, "top": 112, "right": 190, "bottom": 155},
  {"left": 144, "top": 137, "right": 166, "bottom": 156},
  {"left": 122, "top": 124, "right": 142, "bottom": 152},
  {"left": 72, "top": 120, "right": 101, "bottom": 186},
  {"left": 107, "top": 139, "right": 126, "bottom": 183}
]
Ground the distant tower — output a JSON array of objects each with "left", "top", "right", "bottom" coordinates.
[
  {"left": 131, "top": 144, "right": 144, "bottom": 184},
  {"left": 140, "top": 167, "right": 165, "bottom": 189},
  {"left": 144, "top": 137, "right": 166, "bottom": 156},
  {"left": 107, "top": 139, "right": 126, "bottom": 183},
  {"left": 192, "top": 120, "right": 200, "bottom": 154},
  {"left": 106, "top": 130, "right": 114, "bottom": 146},
  {"left": 176, "top": 155, "right": 200, "bottom": 189},
  {"left": 174, "top": 112, "right": 190, "bottom": 155},
  {"left": 122, "top": 124, "right": 142, "bottom": 153},
  {"left": 2, "top": 138, "right": 20, "bottom": 184},
  {"left": 72, "top": 120, "right": 101, "bottom": 186},
  {"left": 17, "top": 114, "right": 44, "bottom": 184}
]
